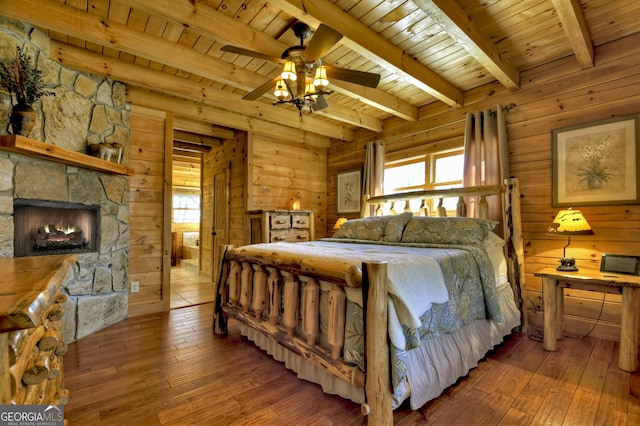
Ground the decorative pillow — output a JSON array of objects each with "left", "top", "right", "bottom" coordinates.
[
  {"left": 383, "top": 212, "right": 413, "bottom": 242},
  {"left": 400, "top": 216, "right": 498, "bottom": 245},
  {"left": 332, "top": 216, "right": 391, "bottom": 241}
]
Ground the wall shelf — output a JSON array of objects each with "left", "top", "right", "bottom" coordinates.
[{"left": 0, "top": 135, "right": 134, "bottom": 176}]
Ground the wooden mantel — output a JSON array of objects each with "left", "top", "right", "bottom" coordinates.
[{"left": 0, "top": 135, "right": 134, "bottom": 176}]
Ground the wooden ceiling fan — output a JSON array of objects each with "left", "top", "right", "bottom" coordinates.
[{"left": 221, "top": 22, "right": 381, "bottom": 113}]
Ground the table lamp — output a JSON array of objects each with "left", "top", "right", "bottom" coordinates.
[{"left": 546, "top": 208, "right": 594, "bottom": 271}]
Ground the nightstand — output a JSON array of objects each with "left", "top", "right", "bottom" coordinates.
[
  {"left": 534, "top": 268, "right": 640, "bottom": 372},
  {"left": 247, "top": 210, "right": 314, "bottom": 244}
]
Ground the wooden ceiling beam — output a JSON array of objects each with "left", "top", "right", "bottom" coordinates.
[
  {"left": 126, "top": 87, "right": 338, "bottom": 148},
  {"left": 50, "top": 41, "right": 354, "bottom": 140},
  {"left": 173, "top": 141, "right": 211, "bottom": 153},
  {"left": 173, "top": 131, "right": 220, "bottom": 148},
  {"left": 172, "top": 117, "right": 235, "bottom": 140},
  {"left": 1, "top": 0, "right": 375, "bottom": 132},
  {"left": 112, "top": 0, "right": 415, "bottom": 121},
  {"left": 412, "top": 0, "right": 520, "bottom": 90},
  {"left": 550, "top": 0, "right": 594, "bottom": 68},
  {"left": 267, "top": 0, "right": 464, "bottom": 107}
]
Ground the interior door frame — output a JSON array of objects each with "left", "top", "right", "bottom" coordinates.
[{"left": 212, "top": 164, "right": 231, "bottom": 279}]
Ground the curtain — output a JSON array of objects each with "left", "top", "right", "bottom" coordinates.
[
  {"left": 360, "top": 140, "right": 385, "bottom": 217},
  {"left": 463, "top": 106, "right": 509, "bottom": 227}
]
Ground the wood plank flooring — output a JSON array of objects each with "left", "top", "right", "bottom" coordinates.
[{"left": 63, "top": 303, "right": 640, "bottom": 425}]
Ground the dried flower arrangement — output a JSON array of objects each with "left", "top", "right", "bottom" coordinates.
[{"left": 0, "top": 46, "right": 54, "bottom": 106}]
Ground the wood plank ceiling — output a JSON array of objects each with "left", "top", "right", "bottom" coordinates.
[{"left": 1, "top": 0, "right": 639, "bottom": 140}]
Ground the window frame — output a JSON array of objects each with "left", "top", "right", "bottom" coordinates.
[{"left": 383, "top": 147, "right": 464, "bottom": 214}]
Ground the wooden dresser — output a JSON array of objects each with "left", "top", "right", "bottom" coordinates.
[
  {"left": 0, "top": 254, "right": 75, "bottom": 406},
  {"left": 247, "top": 210, "right": 314, "bottom": 244}
]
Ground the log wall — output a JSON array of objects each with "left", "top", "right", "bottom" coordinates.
[
  {"left": 128, "top": 105, "right": 170, "bottom": 316},
  {"left": 328, "top": 33, "right": 640, "bottom": 341},
  {"left": 248, "top": 133, "right": 329, "bottom": 239}
]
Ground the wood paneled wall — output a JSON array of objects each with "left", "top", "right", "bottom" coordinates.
[
  {"left": 248, "top": 133, "right": 329, "bottom": 239},
  {"left": 328, "top": 33, "right": 640, "bottom": 341},
  {"left": 200, "top": 132, "right": 247, "bottom": 277},
  {"left": 128, "top": 105, "right": 170, "bottom": 317}
]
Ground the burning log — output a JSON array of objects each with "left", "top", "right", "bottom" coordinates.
[{"left": 35, "top": 224, "right": 87, "bottom": 251}]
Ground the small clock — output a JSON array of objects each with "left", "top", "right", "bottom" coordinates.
[{"left": 600, "top": 254, "right": 640, "bottom": 276}]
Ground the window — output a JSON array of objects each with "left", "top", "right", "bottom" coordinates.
[
  {"left": 383, "top": 148, "right": 464, "bottom": 214},
  {"left": 173, "top": 190, "right": 201, "bottom": 223}
]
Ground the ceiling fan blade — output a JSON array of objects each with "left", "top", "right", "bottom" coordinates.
[
  {"left": 221, "top": 45, "right": 284, "bottom": 64},
  {"left": 243, "top": 75, "right": 280, "bottom": 101},
  {"left": 324, "top": 65, "right": 381, "bottom": 88},
  {"left": 312, "top": 94, "right": 329, "bottom": 111},
  {"left": 304, "top": 24, "right": 343, "bottom": 62}
]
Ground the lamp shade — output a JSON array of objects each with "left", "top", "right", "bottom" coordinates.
[
  {"left": 546, "top": 209, "right": 594, "bottom": 236},
  {"left": 333, "top": 217, "right": 348, "bottom": 230},
  {"left": 281, "top": 60, "right": 297, "bottom": 81}
]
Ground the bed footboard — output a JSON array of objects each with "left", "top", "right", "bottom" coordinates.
[
  {"left": 215, "top": 248, "right": 366, "bottom": 388},
  {"left": 213, "top": 246, "right": 393, "bottom": 423}
]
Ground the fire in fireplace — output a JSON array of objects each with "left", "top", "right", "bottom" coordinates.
[{"left": 14, "top": 199, "right": 100, "bottom": 257}]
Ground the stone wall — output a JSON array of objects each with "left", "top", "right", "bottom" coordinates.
[{"left": 0, "top": 18, "right": 130, "bottom": 342}]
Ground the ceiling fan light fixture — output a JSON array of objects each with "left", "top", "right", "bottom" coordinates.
[
  {"left": 274, "top": 79, "right": 289, "bottom": 101},
  {"left": 281, "top": 60, "right": 297, "bottom": 81},
  {"left": 313, "top": 66, "right": 329, "bottom": 91}
]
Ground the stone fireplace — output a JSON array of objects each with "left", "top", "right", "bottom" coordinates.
[
  {"left": 0, "top": 18, "right": 131, "bottom": 343},
  {"left": 14, "top": 199, "right": 100, "bottom": 257}
]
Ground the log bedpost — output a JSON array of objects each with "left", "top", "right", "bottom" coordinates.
[
  {"left": 301, "top": 277, "right": 320, "bottom": 346},
  {"left": 240, "top": 262, "right": 253, "bottom": 313},
  {"left": 228, "top": 261, "right": 241, "bottom": 307},
  {"left": 267, "top": 267, "right": 282, "bottom": 325},
  {"left": 252, "top": 266, "right": 268, "bottom": 319},
  {"left": 327, "top": 284, "right": 346, "bottom": 359},
  {"left": 361, "top": 261, "right": 392, "bottom": 425},
  {"left": 283, "top": 272, "right": 300, "bottom": 336}
]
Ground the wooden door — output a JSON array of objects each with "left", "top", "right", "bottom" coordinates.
[{"left": 212, "top": 167, "right": 230, "bottom": 278}]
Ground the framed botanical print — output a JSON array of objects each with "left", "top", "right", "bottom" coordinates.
[
  {"left": 552, "top": 114, "right": 640, "bottom": 207},
  {"left": 336, "top": 169, "right": 362, "bottom": 213}
]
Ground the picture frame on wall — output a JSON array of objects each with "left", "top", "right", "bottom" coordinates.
[
  {"left": 552, "top": 114, "right": 640, "bottom": 207},
  {"left": 336, "top": 169, "right": 362, "bottom": 214}
]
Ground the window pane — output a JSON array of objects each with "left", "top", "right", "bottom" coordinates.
[
  {"left": 173, "top": 209, "right": 201, "bottom": 223},
  {"left": 384, "top": 162, "right": 425, "bottom": 192},
  {"left": 173, "top": 194, "right": 200, "bottom": 209},
  {"left": 434, "top": 154, "right": 463, "bottom": 183}
]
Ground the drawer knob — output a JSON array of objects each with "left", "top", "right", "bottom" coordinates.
[
  {"left": 276, "top": 220, "right": 286, "bottom": 224},
  {"left": 275, "top": 236, "right": 286, "bottom": 241}
]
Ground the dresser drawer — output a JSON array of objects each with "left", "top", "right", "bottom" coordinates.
[
  {"left": 270, "top": 229, "right": 310, "bottom": 243},
  {"left": 291, "top": 214, "right": 310, "bottom": 229},
  {"left": 269, "top": 214, "right": 291, "bottom": 229}
]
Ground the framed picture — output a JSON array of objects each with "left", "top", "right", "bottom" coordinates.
[
  {"left": 336, "top": 169, "right": 362, "bottom": 213},
  {"left": 552, "top": 114, "right": 640, "bottom": 207}
]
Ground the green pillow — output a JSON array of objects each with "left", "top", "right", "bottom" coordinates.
[
  {"left": 383, "top": 212, "right": 413, "bottom": 242},
  {"left": 400, "top": 217, "right": 498, "bottom": 245}
]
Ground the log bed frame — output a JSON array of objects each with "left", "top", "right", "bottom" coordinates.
[{"left": 213, "top": 178, "right": 524, "bottom": 425}]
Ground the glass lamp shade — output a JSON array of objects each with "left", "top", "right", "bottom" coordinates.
[
  {"left": 281, "top": 60, "right": 297, "bottom": 81},
  {"left": 305, "top": 81, "right": 318, "bottom": 101},
  {"left": 274, "top": 79, "right": 289, "bottom": 101},
  {"left": 313, "top": 66, "right": 329, "bottom": 91}
]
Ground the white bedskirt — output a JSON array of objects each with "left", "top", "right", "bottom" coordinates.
[{"left": 239, "top": 280, "right": 521, "bottom": 409}]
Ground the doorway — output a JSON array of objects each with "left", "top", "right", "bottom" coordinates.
[{"left": 169, "top": 144, "right": 214, "bottom": 309}]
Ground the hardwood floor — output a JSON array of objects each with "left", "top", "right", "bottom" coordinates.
[
  {"left": 63, "top": 303, "right": 640, "bottom": 425},
  {"left": 170, "top": 264, "right": 215, "bottom": 309}
]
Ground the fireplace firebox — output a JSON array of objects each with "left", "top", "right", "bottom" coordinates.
[{"left": 14, "top": 199, "right": 100, "bottom": 257}]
